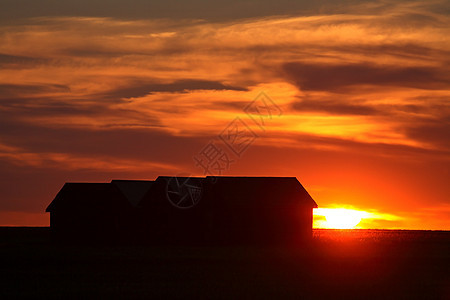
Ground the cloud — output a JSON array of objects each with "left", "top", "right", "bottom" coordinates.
[
  {"left": 281, "top": 62, "right": 448, "bottom": 92},
  {"left": 0, "top": 84, "right": 70, "bottom": 98},
  {"left": 0, "top": 0, "right": 397, "bottom": 24},
  {"left": 0, "top": 116, "right": 203, "bottom": 164},
  {"left": 405, "top": 117, "right": 450, "bottom": 150},
  {"left": 98, "top": 79, "right": 247, "bottom": 100},
  {"left": 0, "top": 53, "right": 50, "bottom": 68},
  {"left": 292, "top": 98, "right": 379, "bottom": 116}
]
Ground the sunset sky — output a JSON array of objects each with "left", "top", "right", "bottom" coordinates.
[{"left": 0, "top": 0, "right": 449, "bottom": 229}]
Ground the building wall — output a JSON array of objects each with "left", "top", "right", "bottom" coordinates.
[
  {"left": 140, "top": 201, "right": 314, "bottom": 245},
  {"left": 49, "top": 209, "right": 124, "bottom": 242}
]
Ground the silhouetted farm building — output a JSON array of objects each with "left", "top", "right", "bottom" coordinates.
[
  {"left": 46, "top": 176, "right": 317, "bottom": 245},
  {"left": 46, "top": 183, "right": 132, "bottom": 241}
]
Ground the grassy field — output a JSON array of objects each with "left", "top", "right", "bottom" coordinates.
[{"left": 0, "top": 227, "right": 449, "bottom": 299}]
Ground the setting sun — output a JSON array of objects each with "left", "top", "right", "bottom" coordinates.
[{"left": 313, "top": 208, "right": 370, "bottom": 229}]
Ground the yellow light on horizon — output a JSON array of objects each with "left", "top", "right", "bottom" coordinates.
[{"left": 313, "top": 207, "right": 370, "bottom": 229}]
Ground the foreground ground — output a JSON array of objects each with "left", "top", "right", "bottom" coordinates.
[{"left": 0, "top": 228, "right": 449, "bottom": 299}]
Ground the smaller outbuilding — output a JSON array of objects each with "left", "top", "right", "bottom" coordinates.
[{"left": 46, "top": 183, "right": 134, "bottom": 242}]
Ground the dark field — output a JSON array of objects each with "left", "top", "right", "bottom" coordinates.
[{"left": 0, "top": 228, "right": 449, "bottom": 299}]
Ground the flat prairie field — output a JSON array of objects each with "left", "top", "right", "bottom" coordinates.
[{"left": 0, "top": 227, "right": 449, "bottom": 299}]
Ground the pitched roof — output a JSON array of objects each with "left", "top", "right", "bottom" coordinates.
[
  {"left": 205, "top": 176, "right": 317, "bottom": 207},
  {"left": 139, "top": 176, "right": 205, "bottom": 208},
  {"left": 45, "top": 183, "right": 129, "bottom": 212},
  {"left": 111, "top": 180, "right": 154, "bottom": 207},
  {"left": 46, "top": 176, "right": 317, "bottom": 212}
]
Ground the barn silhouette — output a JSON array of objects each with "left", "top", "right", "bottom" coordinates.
[{"left": 46, "top": 176, "right": 318, "bottom": 245}]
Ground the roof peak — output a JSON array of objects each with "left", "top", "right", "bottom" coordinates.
[
  {"left": 64, "top": 182, "right": 110, "bottom": 185},
  {"left": 206, "top": 176, "right": 298, "bottom": 179},
  {"left": 111, "top": 179, "right": 154, "bottom": 183}
]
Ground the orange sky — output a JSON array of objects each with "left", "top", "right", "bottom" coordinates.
[{"left": 0, "top": 0, "right": 449, "bottom": 229}]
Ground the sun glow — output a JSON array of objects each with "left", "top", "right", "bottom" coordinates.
[{"left": 313, "top": 208, "right": 370, "bottom": 229}]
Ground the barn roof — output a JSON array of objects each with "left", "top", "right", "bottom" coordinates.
[
  {"left": 138, "top": 176, "right": 205, "bottom": 208},
  {"left": 205, "top": 176, "right": 318, "bottom": 208},
  {"left": 46, "top": 176, "right": 317, "bottom": 212},
  {"left": 111, "top": 180, "right": 154, "bottom": 207},
  {"left": 45, "top": 183, "right": 130, "bottom": 212}
]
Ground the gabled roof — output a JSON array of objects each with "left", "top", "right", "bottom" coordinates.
[
  {"left": 45, "top": 183, "right": 130, "bottom": 212},
  {"left": 46, "top": 176, "right": 317, "bottom": 212},
  {"left": 205, "top": 176, "right": 318, "bottom": 208},
  {"left": 139, "top": 176, "right": 317, "bottom": 208},
  {"left": 138, "top": 176, "right": 205, "bottom": 208},
  {"left": 111, "top": 180, "right": 154, "bottom": 207}
]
